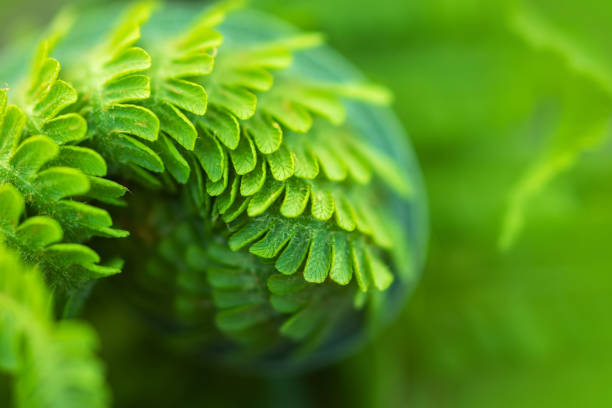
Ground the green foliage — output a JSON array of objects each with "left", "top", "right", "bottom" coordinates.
[
  {"left": 0, "top": 242, "right": 108, "bottom": 408},
  {"left": 0, "top": 1, "right": 418, "bottom": 405},
  {"left": 0, "top": 83, "right": 126, "bottom": 291}
]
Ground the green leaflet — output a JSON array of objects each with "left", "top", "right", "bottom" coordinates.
[
  {"left": 240, "top": 158, "right": 266, "bottom": 196},
  {"left": 303, "top": 230, "right": 332, "bottom": 283},
  {"left": 330, "top": 233, "right": 352, "bottom": 285},
  {"left": 250, "top": 222, "right": 295, "bottom": 258},
  {"left": 0, "top": 106, "right": 127, "bottom": 243},
  {"left": 275, "top": 229, "right": 311, "bottom": 275},
  {"left": 0, "top": 185, "right": 120, "bottom": 290},
  {"left": 102, "top": 74, "right": 151, "bottom": 105},
  {"left": 310, "top": 183, "right": 335, "bottom": 221},
  {"left": 229, "top": 130, "right": 257, "bottom": 175},
  {"left": 199, "top": 106, "right": 240, "bottom": 149},
  {"left": 50, "top": 146, "right": 108, "bottom": 177},
  {"left": 243, "top": 112, "right": 283, "bottom": 154},
  {"left": 281, "top": 178, "right": 310, "bottom": 218},
  {"left": 229, "top": 211, "right": 394, "bottom": 290},
  {"left": 72, "top": 2, "right": 161, "bottom": 171},
  {"left": 194, "top": 130, "right": 226, "bottom": 182},
  {"left": 157, "top": 133, "right": 191, "bottom": 183},
  {"left": 247, "top": 176, "right": 285, "bottom": 216},
  {"left": 266, "top": 143, "right": 295, "bottom": 181},
  {"left": 0, "top": 242, "right": 109, "bottom": 408},
  {"left": 42, "top": 114, "right": 87, "bottom": 145}
]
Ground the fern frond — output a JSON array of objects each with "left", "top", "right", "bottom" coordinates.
[
  {"left": 0, "top": 242, "right": 109, "bottom": 408},
  {"left": 0, "top": 184, "right": 120, "bottom": 290},
  {"left": 68, "top": 2, "right": 161, "bottom": 173},
  {"left": 0, "top": 0, "right": 423, "bottom": 378},
  {"left": 1, "top": 42, "right": 128, "bottom": 292},
  {"left": 0, "top": 92, "right": 127, "bottom": 240}
]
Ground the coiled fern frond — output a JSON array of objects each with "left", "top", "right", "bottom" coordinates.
[{"left": 0, "top": 0, "right": 426, "bottom": 403}]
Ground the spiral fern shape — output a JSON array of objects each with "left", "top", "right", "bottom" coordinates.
[{"left": 0, "top": 1, "right": 426, "bottom": 404}]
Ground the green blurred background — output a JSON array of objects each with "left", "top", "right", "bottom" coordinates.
[{"left": 2, "top": 0, "right": 612, "bottom": 406}]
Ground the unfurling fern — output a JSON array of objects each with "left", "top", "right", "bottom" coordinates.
[{"left": 0, "top": 0, "right": 426, "bottom": 403}]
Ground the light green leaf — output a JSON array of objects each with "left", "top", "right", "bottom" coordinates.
[
  {"left": 240, "top": 159, "right": 266, "bottom": 196},
  {"left": 310, "top": 142, "right": 347, "bottom": 181},
  {"left": 222, "top": 68, "right": 274, "bottom": 92},
  {"left": 168, "top": 54, "right": 215, "bottom": 78},
  {"left": 351, "top": 241, "right": 370, "bottom": 292},
  {"left": 249, "top": 222, "right": 294, "bottom": 258},
  {"left": 215, "top": 175, "right": 240, "bottom": 214},
  {"left": 275, "top": 229, "right": 311, "bottom": 275},
  {"left": 266, "top": 144, "right": 295, "bottom": 181},
  {"left": 310, "top": 184, "right": 334, "bottom": 221},
  {"left": 9, "top": 136, "right": 59, "bottom": 177},
  {"left": 155, "top": 102, "right": 197, "bottom": 150},
  {"left": 206, "top": 161, "right": 229, "bottom": 196},
  {"left": 333, "top": 193, "right": 357, "bottom": 231},
  {"left": 102, "top": 75, "right": 150, "bottom": 105},
  {"left": 28, "top": 58, "right": 60, "bottom": 102},
  {"left": 245, "top": 113, "right": 283, "bottom": 154},
  {"left": 86, "top": 177, "right": 127, "bottom": 204},
  {"left": 263, "top": 98, "right": 311, "bottom": 133},
  {"left": 33, "top": 80, "right": 77, "bottom": 123},
  {"left": 0, "top": 184, "right": 24, "bottom": 226},
  {"left": 51, "top": 146, "right": 107, "bottom": 176},
  {"left": 16, "top": 217, "right": 63, "bottom": 250},
  {"left": 288, "top": 137, "right": 319, "bottom": 179},
  {"left": 229, "top": 131, "right": 256, "bottom": 175},
  {"left": 199, "top": 106, "right": 240, "bottom": 149},
  {"left": 33, "top": 167, "right": 90, "bottom": 200},
  {"left": 210, "top": 87, "right": 257, "bottom": 120},
  {"left": 104, "top": 104, "right": 160, "bottom": 141},
  {"left": 0, "top": 106, "right": 27, "bottom": 157},
  {"left": 247, "top": 176, "right": 285, "bottom": 216},
  {"left": 156, "top": 133, "right": 191, "bottom": 183},
  {"left": 297, "top": 89, "right": 346, "bottom": 125},
  {"left": 194, "top": 131, "right": 226, "bottom": 182},
  {"left": 160, "top": 78, "right": 207, "bottom": 115},
  {"left": 42, "top": 114, "right": 87, "bottom": 145},
  {"left": 228, "top": 218, "right": 271, "bottom": 251},
  {"left": 101, "top": 47, "right": 151, "bottom": 83},
  {"left": 350, "top": 139, "right": 412, "bottom": 197},
  {"left": 281, "top": 178, "right": 310, "bottom": 218},
  {"left": 330, "top": 233, "right": 352, "bottom": 285},
  {"left": 365, "top": 247, "right": 394, "bottom": 291},
  {"left": 303, "top": 230, "right": 332, "bottom": 283},
  {"left": 112, "top": 134, "right": 164, "bottom": 172}
]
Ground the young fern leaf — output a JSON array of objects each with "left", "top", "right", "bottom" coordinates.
[
  {"left": 0, "top": 184, "right": 121, "bottom": 290},
  {"left": 0, "top": 90, "right": 127, "bottom": 244},
  {"left": 0, "top": 242, "right": 109, "bottom": 408},
  {"left": 69, "top": 1, "right": 161, "bottom": 173},
  {"left": 137, "top": 3, "right": 228, "bottom": 184}
]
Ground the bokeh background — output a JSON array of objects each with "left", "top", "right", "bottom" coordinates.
[{"left": 2, "top": 0, "right": 612, "bottom": 406}]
